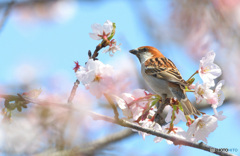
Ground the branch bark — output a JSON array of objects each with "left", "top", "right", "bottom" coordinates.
[{"left": 88, "top": 111, "right": 235, "bottom": 156}]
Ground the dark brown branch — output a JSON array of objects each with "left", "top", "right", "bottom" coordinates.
[{"left": 91, "top": 41, "right": 108, "bottom": 60}]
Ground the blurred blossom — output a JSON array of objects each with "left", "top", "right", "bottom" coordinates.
[
  {"left": 169, "top": 0, "right": 240, "bottom": 92},
  {"left": 0, "top": 118, "right": 43, "bottom": 154},
  {"left": 13, "top": 0, "right": 76, "bottom": 25}
]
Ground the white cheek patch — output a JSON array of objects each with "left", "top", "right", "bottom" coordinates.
[{"left": 139, "top": 52, "right": 153, "bottom": 63}]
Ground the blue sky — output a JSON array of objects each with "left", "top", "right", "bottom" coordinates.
[{"left": 0, "top": 0, "right": 239, "bottom": 155}]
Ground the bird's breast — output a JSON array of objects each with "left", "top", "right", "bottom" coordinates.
[{"left": 141, "top": 64, "right": 173, "bottom": 97}]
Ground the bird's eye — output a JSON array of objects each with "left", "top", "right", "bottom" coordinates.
[{"left": 139, "top": 47, "right": 147, "bottom": 52}]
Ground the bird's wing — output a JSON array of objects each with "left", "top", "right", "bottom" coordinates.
[{"left": 144, "top": 57, "right": 188, "bottom": 86}]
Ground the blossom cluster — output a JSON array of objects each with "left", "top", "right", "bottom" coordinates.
[{"left": 75, "top": 20, "right": 226, "bottom": 145}]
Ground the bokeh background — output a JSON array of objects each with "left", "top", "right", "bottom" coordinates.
[{"left": 0, "top": 0, "right": 240, "bottom": 155}]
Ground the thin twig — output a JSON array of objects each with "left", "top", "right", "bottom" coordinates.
[
  {"left": 68, "top": 79, "right": 80, "bottom": 103},
  {"left": 104, "top": 93, "right": 119, "bottom": 120},
  {"left": 0, "top": 0, "right": 14, "bottom": 32}
]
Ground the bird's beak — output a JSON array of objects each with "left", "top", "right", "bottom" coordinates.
[{"left": 129, "top": 49, "right": 138, "bottom": 55}]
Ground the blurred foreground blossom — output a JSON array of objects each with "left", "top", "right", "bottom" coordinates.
[{"left": 0, "top": 118, "right": 43, "bottom": 154}]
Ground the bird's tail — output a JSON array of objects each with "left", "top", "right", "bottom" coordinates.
[
  {"left": 180, "top": 97, "right": 201, "bottom": 115},
  {"left": 169, "top": 83, "right": 201, "bottom": 115}
]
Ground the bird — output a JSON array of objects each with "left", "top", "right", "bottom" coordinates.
[{"left": 129, "top": 46, "right": 200, "bottom": 116}]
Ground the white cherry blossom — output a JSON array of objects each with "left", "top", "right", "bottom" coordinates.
[
  {"left": 194, "top": 82, "right": 215, "bottom": 104},
  {"left": 154, "top": 123, "right": 186, "bottom": 144},
  {"left": 89, "top": 20, "right": 113, "bottom": 40},
  {"left": 212, "top": 80, "right": 225, "bottom": 108},
  {"left": 103, "top": 42, "right": 121, "bottom": 56},
  {"left": 186, "top": 115, "right": 218, "bottom": 143},
  {"left": 213, "top": 109, "right": 226, "bottom": 121},
  {"left": 76, "top": 59, "right": 115, "bottom": 98},
  {"left": 199, "top": 51, "right": 222, "bottom": 87},
  {"left": 139, "top": 120, "right": 162, "bottom": 140}
]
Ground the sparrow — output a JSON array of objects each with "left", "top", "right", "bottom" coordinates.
[{"left": 129, "top": 46, "right": 200, "bottom": 116}]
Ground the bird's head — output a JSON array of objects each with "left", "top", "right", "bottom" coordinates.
[{"left": 129, "top": 46, "right": 164, "bottom": 63}]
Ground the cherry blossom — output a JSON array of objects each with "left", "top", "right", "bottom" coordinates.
[
  {"left": 154, "top": 123, "right": 186, "bottom": 144},
  {"left": 211, "top": 80, "right": 225, "bottom": 108},
  {"left": 89, "top": 20, "right": 113, "bottom": 40},
  {"left": 114, "top": 89, "right": 154, "bottom": 121},
  {"left": 76, "top": 59, "right": 115, "bottom": 98},
  {"left": 114, "top": 95, "right": 132, "bottom": 118},
  {"left": 213, "top": 109, "right": 226, "bottom": 121},
  {"left": 186, "top": 115, "right": 218, "bottom": 143},
  {"left": 103, "top": 41, "right": 121, "bottom": 56},
  {"left": 139, "top": 120, "right": 162, "bottom": 140},
  {"left": 194, "top": 82, "right": 215, "bottom": 103},
  {"left": 199, "top": 51, "right": 222, "bottom": 87}
]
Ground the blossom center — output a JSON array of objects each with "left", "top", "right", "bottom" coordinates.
[
  {"left": 197, "top": 87, "right": 205, "bottom": 96},
  {"left": 93, "top": 74, "right": 102, "bottom": 82},
  {"left": 197, "top": 120, "right": 205, "bottom": 129},
  {"left": 201, "top": 67, "right": 210, "bottom": 74}
]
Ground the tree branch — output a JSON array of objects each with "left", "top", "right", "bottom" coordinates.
[
  {"left": 88, "top": 111, "right": 235, "bottom": 156},
  {"left": 1, "top": 94, "right": 235, "bottom": 156}
]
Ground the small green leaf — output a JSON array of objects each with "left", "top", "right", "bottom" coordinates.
[{"left": 107, "top": 22, "right": 116, "bottom": 41}]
